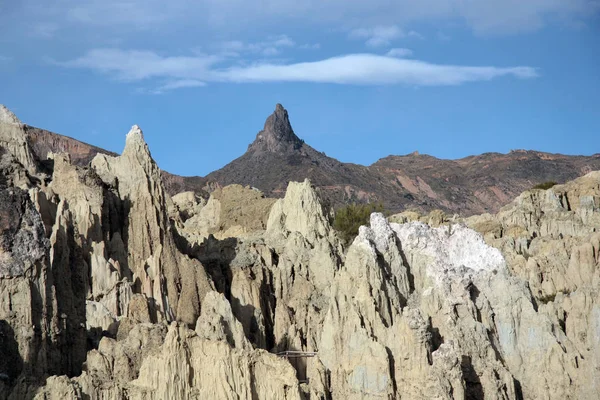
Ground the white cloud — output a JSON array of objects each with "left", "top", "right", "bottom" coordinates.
[
  {"left": 386, "top": 48, "right": 413, "bottom": 58},
  {"left": 156, "top": 79, "right": 206, "bottom": 92},
  {"left": 56, "top": 49, "right": 222, "bottom": 81},
  {"left": 350, "top": 26, "right": 405, "bottom": 47},
  {"left": 217, "top": 54, "right": 537, "bottom": 85},
  {"left": 272, "top": 35, "right": 295, "bottom": 47},
  {"left": 56, "top": 48, "right": 538, "bottom": 90}
]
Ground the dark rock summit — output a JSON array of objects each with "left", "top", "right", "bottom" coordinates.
[{"left": 248, "top": 104, "right": 304, "bottom": 154}]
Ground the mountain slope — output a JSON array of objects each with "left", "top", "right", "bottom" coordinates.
[
  {"left": 206, "top": 104, "right": 387, "bottom": 206},
  {"left": 4, "top": 103, "right": 600, "bottom": 216},
  {"left": 371, "top": 150, "right": 600, "bottom": 214},
  {"left": 205, "top": 104, "right": 600, "bottom": 215}
]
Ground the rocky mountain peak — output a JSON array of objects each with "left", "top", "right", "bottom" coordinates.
[
  {"left": 248, "top": 104, "right": 304, "bottom": 154},
  {"left": 0, "top": 104, "right": 22, "bottom": 125},
  {"left": 0, "top": 105, "right": 37, "bottom": 174},
  {"left": 125, "top": 124, "right": 146, "bottom": 150},
  {"left": 123, "top": 124, "right": 152, "bottom": 161}
]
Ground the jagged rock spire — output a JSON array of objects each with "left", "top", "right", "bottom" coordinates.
[
  {"left": 0, "top": 104, "right": 37, "bottom": 174},
  {"left": 0, "top": 104, "right": 21, "bottom": 125},
  {"left": 248, "top": 104, "right": 304, "bottom": 154}
]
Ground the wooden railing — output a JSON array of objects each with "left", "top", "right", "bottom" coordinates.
[{"left": 276, "top": 350, "right": 318, "bottom": 358}]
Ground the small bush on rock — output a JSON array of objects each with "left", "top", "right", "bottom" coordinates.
[
  {"left": 334, "top": 202, "right": 385, "bottom": 243},
  {"left": 532, "top": 181, "right": 557, "bottom": 190}
]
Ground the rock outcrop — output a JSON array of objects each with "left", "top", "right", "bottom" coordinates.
[
  {"left": 466, "top": 171, "right": 600, "bottom": 399},
  {"left": 248, "top": 103, "right": 304, "bottom": 154},
  {"left": 0, "top": 105, "right": 37, "bottom": 175},
  {"left": 175, "top": 184, "right": 276, "bottom": 243},
  {"left": 0, "top": 106, "right": 21, "bottom": 125},
  {"left": 90, "top": 125, "right": 214, "bottom": 325},
  {"left": 26, "top": 127, "right": 117, "bottom": 167},
  {"left": 319, "top": 214, "right": 593, "bottom": 399},
  {"left": 1, "top": 108, "right": 599, "bottom": 399},
  {"left": 1, "top": 123, "right": 217, "bottom": 398},
  {"left": 0, "top": 149, "right": 89, "bottom": 399}
]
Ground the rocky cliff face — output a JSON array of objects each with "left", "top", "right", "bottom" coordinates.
[
  {"left": 0, "top": 105, "right": 599, "bottom": 399},
  {"left": 26, "top": 128, "right": 118, "bottom": 167}
]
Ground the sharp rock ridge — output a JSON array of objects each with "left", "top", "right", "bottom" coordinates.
[
  {"left": 248, "top": 103, "right": 304, "bottom": 154},
  {"left": 0, "top": 104, "right": 22, "bottom": 125}
]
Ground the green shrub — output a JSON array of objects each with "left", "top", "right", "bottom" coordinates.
[
  {"left": 333, "top": 202, "right": 385, "bottom": 243},
  {"left": 532, "top": 181, "right": 557, "bottom": 190}
]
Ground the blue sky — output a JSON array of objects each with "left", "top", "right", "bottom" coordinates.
[{"left": 0, "top": 0, "right": 598, "bottom": 176}]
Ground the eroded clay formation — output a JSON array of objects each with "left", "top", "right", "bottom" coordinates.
[{"left": 1, "top": 107, "right": 598, "bottom": 399}]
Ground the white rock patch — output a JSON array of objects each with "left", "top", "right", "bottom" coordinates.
[{"left": 390, "top": 219, "right": 507, "bottom": 286}]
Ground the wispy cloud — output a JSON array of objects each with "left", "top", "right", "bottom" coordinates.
[
  {"left": 161, "top": 79, "right": 206, "bottom": 90},
  {"left": 56, "top": 49, "right": 222, "bottom": 81},
  {"left": 350, "top": 26, "right": 406, "bottom": 47},
  {"left": 386, "top": 48, "right": 413, "bottom": 58},
  {"left": 217, "top": 35, "right": 296, "bottom": 57},
  {"left": 152, "top": 79, "right": 206, "bottom": 94},
  {"left": 407, "top": 30, "right": 424, "bottom": 39},
  {"left": 10, "top": 0, "right": 600, "bottom": 37},
  {"left": 437, "top": 32, "right": 451, "bottom": 41},
  {"left": 272, "top": 35, "right": 295, "bottom": 47},
  {"left": 0, "top": 55, "right": 12, "bottom": 63},
  {"left": 31, "top": 22, "right": 59, "bottom": 38},
  {"left": 299, "top": 43, "right": 321, "bottom": 50},
  {"left": 64, "top": 0, "right": 180, "bottom": 27},
  {"left": 55, "top": 48, "right": 538, "bottom": 92}
]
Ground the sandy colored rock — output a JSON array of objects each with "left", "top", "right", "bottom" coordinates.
[
  {"left": 0, "top": 106, "right": 21, "bottom": 125},
  {"left": 177, "top": 184, "right": 276, "bottom": 243},
  {"left": 92, "top": 126, "right": 214, "bottom": 325},
  {"left": 3, "top": 110, "right": 600, "bottom": 400},
  {"left": 0, "top": 106, "right": 37, "bottom": 174},
  {"left": 195, "top": 291, "right": 251, "bottom": 350},
  {"left": 171, "top": 191, "right": 205, "bottom": 221}
]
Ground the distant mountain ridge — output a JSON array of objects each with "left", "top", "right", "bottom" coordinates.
[
  {"left": 5, "top": 103, "right": 600, "bottom": 216},
  {"left": 204, "top": 104, "right": 600, "bottom": 215}
]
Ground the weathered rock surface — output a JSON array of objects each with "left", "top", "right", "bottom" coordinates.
[
  {"left": 176, "top": 184, "right": 276, "bottom": 243},
  {"left": 0, "top": 153, "right": 89, "bottom": 399},
  {"left": 0, "top": 123, "right": 217, "bottom": 399},
  {"left": 2, "top": 107, "right": 599, "bottom": 399},
  {"left": 171, "top": 191, "right": 205, "bottom": 221},
  {"left": 466, "top": 171, "right": 600, "bottom": 399},
  {"left": 91, "top": 125, "right": 213, "bottom": 325},
  {"left": 0, "top": 106, "right": 37, "bottom": 175},
  {"left": 0, "top": 105, "right": 21, "bottom": 125},
  {"left": 26, "top": 127, "right": 118, "bottom": 167}
]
